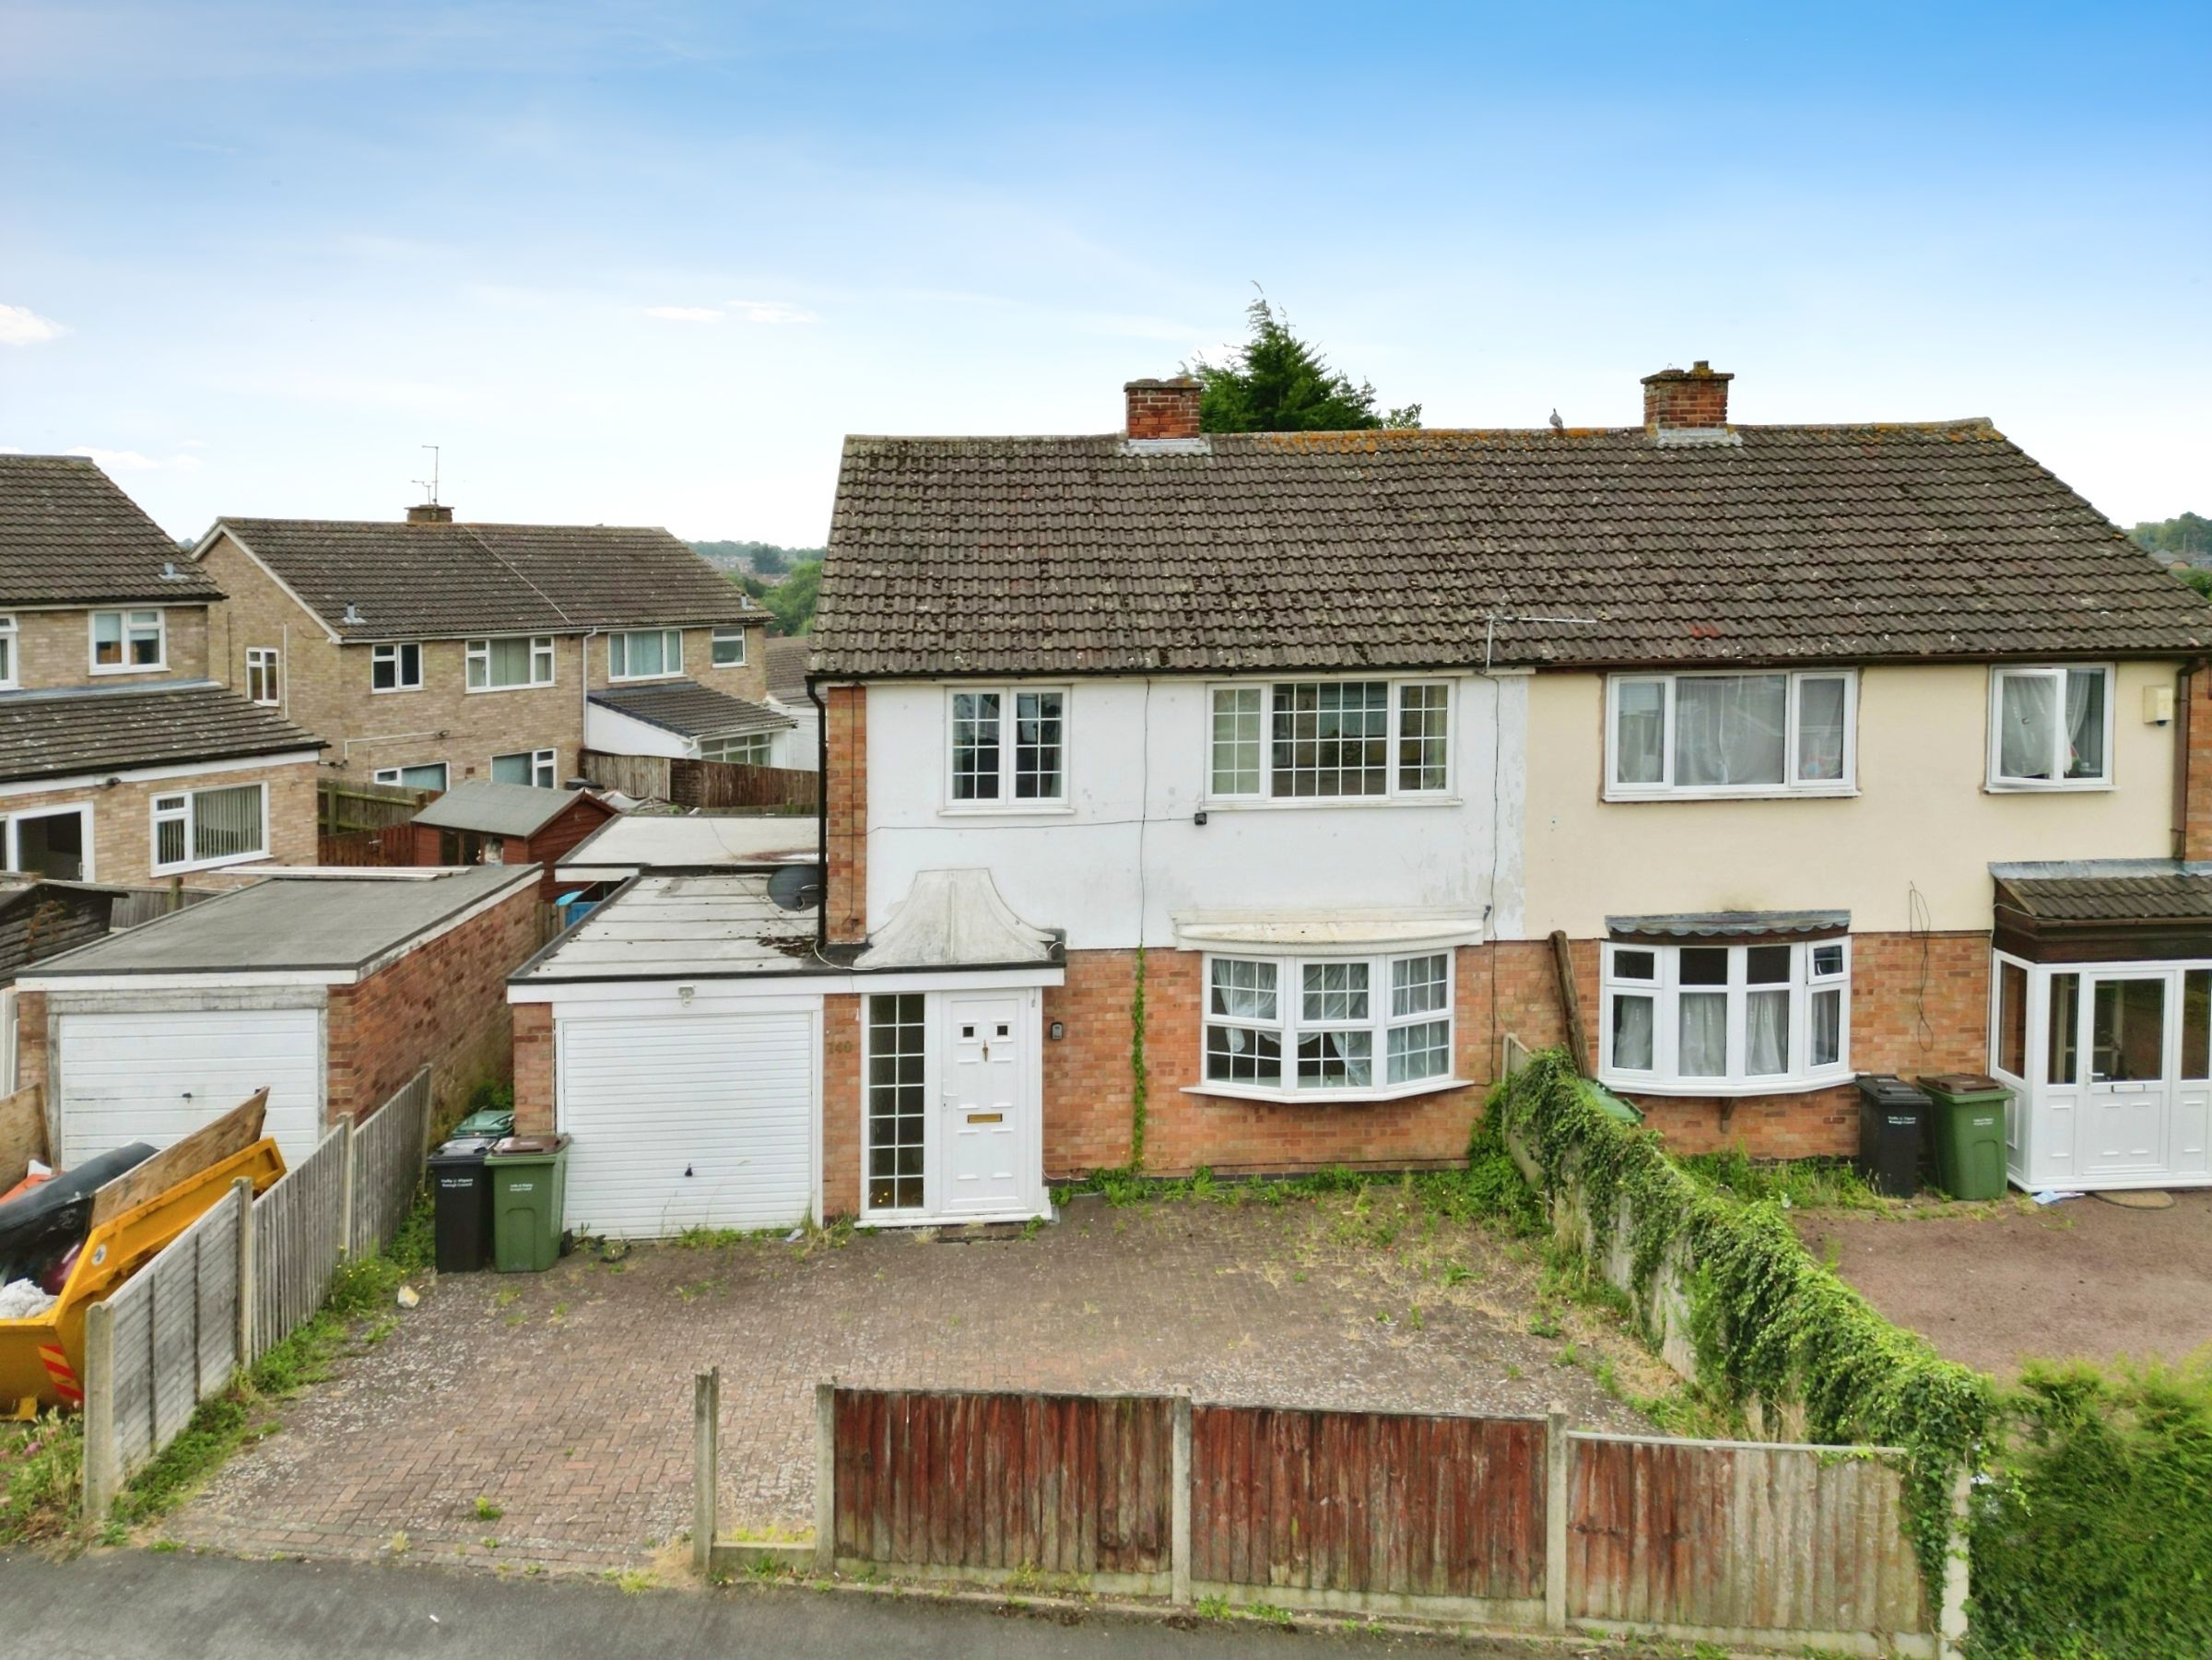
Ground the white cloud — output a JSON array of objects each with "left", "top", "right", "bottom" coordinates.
[
  {"left": 643, "top": 304, "right": 723, "bottom": 323},
  {"left": 726, "top": 298, "right": 819, "bottom": 324},
  {"left": 65, "top": 446, "right": 201, "bottom": 474},
  {"left": 0, "top": 303, "right": 65, "bottom": 346}
]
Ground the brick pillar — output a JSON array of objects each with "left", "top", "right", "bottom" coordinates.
[
  {"left": 13, "top": 990, "right": 45, "bottom": 1094},
  {"left": 2182, "top": 666, "right": 2212, "bottom": 861},
  {"left": 821, "top": 994, "right": 861, "bottom": 1218},
  {"left": 823, "top": 686, "right": 868, "bottom": 945},
  {"left": 1641, "top": 360, "right": 1732, "bottom": 429},
  {"left": 511, "top": 1001, "right": 555, "bottom": 1136},
  {"left": 1124, "top": 376, "right": 1203, "bottom": 440}
]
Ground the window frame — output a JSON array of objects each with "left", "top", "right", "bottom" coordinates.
[
  {"left": 465, "top": 634, "right": 557, "bottom": 692},
  {"left": 491, "top": 748, "right": 558, "bottom": 788},
  {"left": 711, "top": 626, "right": 747, "bottom": 667},
  {"left": 942, "top": 685, "right": 1070, "bottom": 810},
  {"left": 0, "top": 613, "right": 17, "bottom": 690},
  {"left": 3, "top": 804, "right": 93, "bottom": 880},
  {"left": 608, "top": 628, "right": 683, "bottom": 682},
  {"left": 1205, "top": 677, "right": 1455, "bottom": 806},
  {"left": 371, "top": 761, "right": 450, "bottom": 791},
  {"left": 1195, "top": 947, "right": 1460, "bottom": 1105},
  {"left": 371, "top": 642, "right": 424, "bottom": 693},
  {"left": 149, "top": 781, "right": 269, "bottom": 875},
  {"left": 700, "top": 733, "right": 773, "bottom": 765},
  {"left": 1598, "top": 936, "right": 1853, "bottom": 1096},
  {"left": 1604, "top": 668, "right": 1858, "bottom": 801},
  {"left": 89, "top": 607, "right": 166, "bottom": 676},
  {"left": 245, "top": 645, "right": 280, "bottom": 706},
  {"left": 1987, "top": 664, "right": 2115, "bottom": 791}
]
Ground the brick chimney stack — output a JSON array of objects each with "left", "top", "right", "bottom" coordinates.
[
  {"left": 1124, "top": 376, "right": 1203, "bottom": 441},
  {"left": 406, "top": 502, "right": 453, "bottom": 524},
  {"left": 1641, "top": 360, "right": 1733, "bottom": 429}
]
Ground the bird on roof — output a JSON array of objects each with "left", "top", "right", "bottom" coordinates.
[{"left": 1548, "top": 408, "right": 1564, "bottom": 432}]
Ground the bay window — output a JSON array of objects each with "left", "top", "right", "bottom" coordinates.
[
  {"left": 466, "top": 635, "right": 555, "bottom": 691},
  {"left": 1207, "top": 678, "right": 1452, "bottom": 802},
  {"left": 151, "top": 783, "right": 266, "bottom": 873},
  {"left": 609, "top": 629, "right": 681, "bottom": 680},
  {"left": 1989, "top": 665, "right": 2112, "bottom": 788},
  {"left": 1601, "top": 937, "right": 1850, "bottom": 1092},
  {"left": 1606, "top": 670, "right": 1854, "bottom": 797},
  {"left": 91, "top": 608, "right": 165, "bottom": 673},
  {"left": 1202, "top": 949, "right": 1456, "bottom": 1099},
  {"left": 947, "top": 688, "right": 1066, "bottom": 806}
]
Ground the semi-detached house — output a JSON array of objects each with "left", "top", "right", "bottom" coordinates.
[{"left": 509, "top": 362, "right": 2212, "bottom": 1239}]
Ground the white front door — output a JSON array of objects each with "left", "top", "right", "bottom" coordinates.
[
  {"left": 2083, "top": 973, "right": 2171, "bottom": 1179},
  {"left": 944, "top": 994, "right": 1024, "bottom": 1215}
]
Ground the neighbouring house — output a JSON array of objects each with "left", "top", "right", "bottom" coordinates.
[
  {"left": 192, "top": 501, "right": 776, "bottom": 793},
  {"left": 761, "top": 635, "right": 820, "bottom": 771},
  {"left": 17, "top": 865, "right": 541, "bottom": 1166},
  {"left": 585, "top": 676, "right": 797, "bottom": 768},
  {"left": 0, "top": 456, "right": 324, "bottom": 887},
  {"left": 406, "top": 780, "right": 618, "bottom": 892}
]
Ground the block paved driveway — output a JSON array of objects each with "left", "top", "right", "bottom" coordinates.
[{"left": 171, "top": 1195, "right": 1656, "bottom": 1572}]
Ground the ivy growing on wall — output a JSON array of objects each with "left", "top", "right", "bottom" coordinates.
[{"left": 1126, "top": 946, "right": 1148, "bottom": 1172}]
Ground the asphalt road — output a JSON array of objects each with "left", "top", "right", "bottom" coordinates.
[{"left": 0, "top": 1550, "right": 1556, "bottom": 1659}]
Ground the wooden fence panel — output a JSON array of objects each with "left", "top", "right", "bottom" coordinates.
[
  {"left": 318, "top": 778, "right": 434, "bottom": 836},
  {"left": 249, "top": 1124, "right": 347, "bottom": 1365},
  {"left": 350, "top": 1067, "right": 432, "bottom": 1257},
  {"left": 578, "top": 749, "right": 818, "bottom": 813},
  {"left": 1566, "top": 1432, "right": 1927, "bottom": 1638},
  {"left": 830, "top": 1387, "right": 1173, "bottom": 1580},
  {"left": 1190, "top": 1406, "right": 1546, "bottom": 1604},
  {"left": 576, "top": 751, "right": 671, "bottom": 800},
  {"left": 316, "top": 827, "right": 419, "bottom": 867}
]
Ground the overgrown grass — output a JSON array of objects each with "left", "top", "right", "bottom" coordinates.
[
  {"left": 1677, "top": 1147, "right": 1884, "bottom": 1212},
  {"left": 0, "top": 1410, "right": 86, "bottom": 1546}
]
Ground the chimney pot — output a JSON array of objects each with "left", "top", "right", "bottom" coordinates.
[
  {"left": 1124, "top": 376, "right": 1203, "bottom": 441},
  {"left": 406, "top": 502, "right": 453, "bottom": 524},
  {"left": 1640, "top": 360, "right": 1733, "bottom": 430}
]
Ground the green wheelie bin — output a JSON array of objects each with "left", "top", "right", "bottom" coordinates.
[
  {"left": 1917, "top": 1075, "right": 2011, "bottom": 1200},
  {"left": 485, "top": 1135, "right": 570, "bottom": 1272}
]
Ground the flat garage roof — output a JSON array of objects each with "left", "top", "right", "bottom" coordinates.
[
  {"left": 516, "top": 873, "right": 824, "bottom": 983},
  {"left": 556, "top": 814, "right": 816, "bottom": 878},
  {"left": 23, "top": 865, "right": 537, "bottom": 979}
]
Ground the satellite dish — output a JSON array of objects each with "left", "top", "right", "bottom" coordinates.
[{"left": 767, "top": 864, "right": 824, "bottom": 912}]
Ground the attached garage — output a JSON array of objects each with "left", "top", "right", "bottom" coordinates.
[{"left": 18, "top": 865, "right": 542, "bottom": 1169}]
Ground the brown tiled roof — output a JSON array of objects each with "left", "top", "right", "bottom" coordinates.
[
  {"left": 0, "top": 455, "right": 224, "bottom": 605},
  {"left": 761, "top": 635, "right": 811, "bottom": 700},
  {"left": 815, "top": 422, "right": 2211, "bottom": 675},
  {"left": 210, "top": 519, "right": 759, "bottom": 641},
  {"left": 0, "top": 681, "right": 324, "bottom": 783},
  {"left": 588, "top": 679, "right": 795, "bottom": 740}
]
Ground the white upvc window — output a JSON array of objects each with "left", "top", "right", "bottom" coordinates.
[
  {"left": 3, "top": 805, "right": 91, "bottom": 880},
  {"left": 1600, "top": 937, "right": 1851, "bottom": 1095},
  {"left": 947, "top": 687, "right": 1067, "bottom": 806},
  {"left": 1606, "top": 669, "right": 1856, "bottom": 799},
  {"left": 1989, "top": 665, "right": 2113, "bottom": 789},
  {"left": 0, "top": 614, "right": 16, "bottom": 689},
  {"left": 245, "top": 646, "right": 280, "bottom": 706},
  {"left": 371, "top": 642, "right": 423, "bottom": 692},
  {"left": 372, "top": 761, "right": 449, "bottom": 790},
  {"left": 492, "top": 748, "right": 558, "bottom": 788},
  {"left": 700, "top": 733, "right": 772, "bottom": 765},
  {"left": 90, "top": 608, "right": 165, "bottom": 674},
  {"left": 1201, "top": 948, "right": 1456, "bottom": 1101},
  {"left": 609, "top": 629, "right": 682, "bottom": 680},
  {"left": 711, "top": 626, "right": 747, "bottom": 667},
  {"left": 151, "top": 782, "right": 267, "bottom": 874},
  {"left": 1206, "top": 678, "right": 1453, "bottom": 803},
  {"left": 465, "top": 635, "right": 555, "bottom": 691}
]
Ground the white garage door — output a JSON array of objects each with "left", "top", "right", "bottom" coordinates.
[
  {"left": 559, "top": 1012, "right": 816, "bottom": 1238},
  {"left": 57, "top": 1008, "right": 323, "bottom": 1169}
]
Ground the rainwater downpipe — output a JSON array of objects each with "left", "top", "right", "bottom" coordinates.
[
  {"left": 579, "top": 628, "right": 600, "bottom": 783},
  {"left": 811, "top": 676, "right": 829, "bottom": 951}
]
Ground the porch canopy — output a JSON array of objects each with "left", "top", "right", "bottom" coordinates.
[{"left": 1993, "top": 860, "right": 2212, "bottom": 962}]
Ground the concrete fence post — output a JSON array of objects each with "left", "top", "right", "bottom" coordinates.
[
  {"left": 1545, "top": 1405, "right": 1571, "bottom": 1632},
  {"left": 1171, "top": 1395, "right": 1194, "bottom": 1606},
  {"left": 336, "top": 1113, "right": 357, "bottom": 1260},
  {"left": 1937, "top": 1466, "right": 1973, "bottom": 1660},
  {"left": 80, "top": 1300, "right": 117, "bottom": 1523},
  {"left": 814, "top": 1382, "right": 837, "bottom": 1573},
  {"left": 693, "top": 1368, "right": 720, "bottom": 1574},
  {"left": 229, "top": 1177, "right": 255, "bottom": 1367}
]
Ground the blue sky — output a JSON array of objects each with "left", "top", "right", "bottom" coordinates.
[{"left": 3, "top": 1, "right": 2206, "bottom": 546}]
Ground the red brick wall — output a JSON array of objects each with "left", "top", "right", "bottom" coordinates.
[
  {"left": 823, "top": 687, "right": 867, "bottom": 945},
  {"left": 2183, "top": 665, "right": 2212, "bottom": 861},
  {"left": 1641, "top": 362, "right": 1731, "bottom": 427},
  {"left": 821, "top": 993, "right": 861, "bottom": 1218},
  {"left": 1124, "top": 378, "right": 1203, "bottom": 440},
  {"left": 1041, "top": 951, "right": 1141, "bottom": 1174},
  {"left": 325, "top": 884, "right": 543, "bottom": 1132},
  {"left": 15, "top": 990, "right": 46, "bottom": 1095},
  {"left": 512, "top": 1000, "right": 553, "bottom": 1136}
]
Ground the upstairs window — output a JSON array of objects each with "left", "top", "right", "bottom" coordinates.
[
  {"left": 711, "top": 627, "right": 747, "bottom": 667},
  {"left": 609, "top": 629, "right": 681, "bottom": 680},
  {"left": 466, "top": 635, "right": 555, "bottom": 691},
  {"left": 0, "top": 614, "right": 15, "bottom": 689},
  {"left": 1601, "top": 937, "right": 1851, "bottom": 1093},
  {"left": 152, "top": 783, "right": 266, "bottom": 873},
  {"left": 245, "top": 646, "right": 279, "bottom": 706},
  {"left": 91, "top": 609, "right": 165, "bottom": 673},
  {"left": 371, "top": 642, "right": 423, "bottom": 692},
  {"left": 947, "top": 688, "right": 1066, "bottom": 806},
  {"left": 1203, "top": 949, "right": 1456, "bottom": 1098},
  {"left": 1606, "top": 670, "right": 1854, "bottom": 798},
  {"left": 1207, "top": 679, "right": 1453, "bottom": 801},
  {"left": 1990, "top": 665, "right": 2112, "bottom": 788}
]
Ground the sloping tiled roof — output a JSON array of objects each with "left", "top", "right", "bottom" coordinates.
[
  {"left": 1994, "top": 865, "right": 2212, "bottom": 924},
  {"left": 815, "top": 423, "right": 2212, "bottom": 675},
  {"left": 762, "top": 635, "right": 811, "bottom": 700},
  {"left": 0, "top": 455, "right": 224, "bottom": 605},
  {"left": 210, "top": 518, "right": 759, "bottom": 640},
  {"left": 588, "top": 679, "right": 795, "bottom": 739},
  {"left": 412, "top": 781, "right": 594, "bottom": 838},
  {"left": 0, "top": 682, "right": 324, "bottom": 783}
]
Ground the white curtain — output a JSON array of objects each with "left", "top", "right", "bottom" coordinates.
[
  {"left": 1796, "top": 677, "right": 1847, "bottom": 781},
  {"left": 1615, "top": 680, "right": 1665, "bottom": 783},
  {"left": 1676, "top": 676, "right": 1787, "bottom": 787},
  {"left": 2065, "top": 669, "right": 2104, "bottom": 780},
  {"left": 1678, "top": 993, "right": 1727, "bottom": 1077},
  {"left": 1611, "top": 995, "right": 1654, "bottom": 1070},
  {"left": 1746, "top": 988, "right": 1790, "bottom": 1075},
  {"left": 2000, "top": 674, "right": 2058, "bottom": 779}
]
